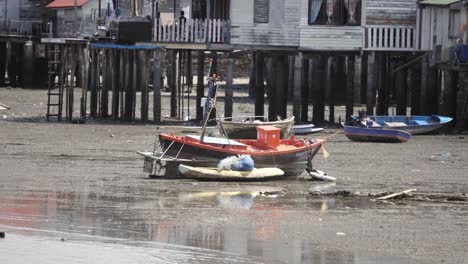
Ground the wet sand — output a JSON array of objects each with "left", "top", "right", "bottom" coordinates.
[{"left": 1, "top": 88, "right": 467, "bottom": 264}]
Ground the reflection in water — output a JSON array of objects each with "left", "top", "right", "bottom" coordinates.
[
  {"left": 0, "top": 191, "right": 400, "bottom": 264},
  {"left": 178, "top": 190, "right": 282, "bottom": 210}
]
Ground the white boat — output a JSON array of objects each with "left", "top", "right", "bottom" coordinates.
[
  {"left": 292, "top": 124, "right": 324, "bottom": 135},
  {"left": 178, "top": 164, "right": 285, "bottom": 181}
]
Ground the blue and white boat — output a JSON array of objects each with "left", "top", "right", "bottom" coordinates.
[
  {"left": 343, "top": 125, "right": 411, "bottom": 143},
  {"left": 353, "top": 115, "right": 453, "bottom": 135}
]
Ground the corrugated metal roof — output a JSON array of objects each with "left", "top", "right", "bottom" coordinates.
[
  {"left": 46, "top": 0, "right": 89, "bottom": 8},
  {"left": 420, "top": 0, "right": 463, "bottom": 6}
]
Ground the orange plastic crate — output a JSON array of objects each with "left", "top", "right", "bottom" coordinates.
[{"left": 256, "top": 126, "right": 280, "bottom": 147}]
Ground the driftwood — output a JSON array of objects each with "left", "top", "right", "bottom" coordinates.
[{"left": 377, "top": 189, "right": 417, "bottom": 200}]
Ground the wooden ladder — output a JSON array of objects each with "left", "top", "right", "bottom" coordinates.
[{"left": 46, "top": 44, "right": 64, "bottom": 121}]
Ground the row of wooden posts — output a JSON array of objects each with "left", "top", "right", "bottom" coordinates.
[{"left": 7, "top": 41, "right": 464, "bottom": 130}]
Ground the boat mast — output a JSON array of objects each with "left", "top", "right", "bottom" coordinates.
[{"left": 200, "top": 58, "right": 215, "bottom": 142}]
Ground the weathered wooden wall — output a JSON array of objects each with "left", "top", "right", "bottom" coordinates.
[
  {"left": 230, "top": 0, "right": 300, "bottom": 46},
  {"left": 420, "top": 4, "right": 467, "bottom": 63},
  {"left": 365, "top": 0, "right": 418, "bottom": 26}
]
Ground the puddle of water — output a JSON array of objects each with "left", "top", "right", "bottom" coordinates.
[
  {"left": 0, "top": 191, "right": 407, "bottom": 264},
  {"left": 0, "top": 233, "right": 270, "bottom": 264}
]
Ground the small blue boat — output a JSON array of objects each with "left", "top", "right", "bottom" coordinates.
[
  {"left": 354, "top": 115, "right": 453, "bottom": 135},
  {"left": 343, "top": 125, "right": 411, "bottom": 143}
]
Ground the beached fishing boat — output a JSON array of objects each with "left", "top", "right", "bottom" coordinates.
[
  {"left": 178, "top": 164, "right": 285, "bottom": 181},
  {"left": 354, "top": 115, "right": 453, "bottom": 135},
  {"left": 139, "top": 126, "right": 324, "bottom": 177},
  {"left": 218, "top": 116, "right": 294, "bottom": 139},
  {"left": 343, "top": 125, "right": 411, "bottom": 143}
]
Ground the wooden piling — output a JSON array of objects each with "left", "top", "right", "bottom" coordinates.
[
  {"left": 67, "top": 46, "right": 76, "bottom": 122},
  {"left": 0, "top": 42, "right": 6, "bottom": 86},
  {"left": 268, "top": 55, "right": 278, "bottom": 121},
  {"left": 7, "top": 42, "right": 18, "bottom": 87},
  {"left": 279, "top": 55, "right": 289, "bottom": 119},
  {"left": 80, "top": 45, "right": 90, "bottom": 121},
  {"left": 124, "top": 50, "right": 133, "bottom": 121},
  {"left": 170, "top": 50, "right": 177, "bottom": 118},
  {"left": 249, "top": 52, "right": 256, "bottom": 99},
  {"left": 153, "top": 50, "right": 162, "bottom": 123},
  {"left": 440, "top": 70, "right": 456, "bottom": 117},
  {"left": 456, "top": 72, "right": 468, "bottom": 130},
  {"left": 186, "top": 50, "right": 193, "bottom": 89},
  {"left": 196, "top": 51, "right": 205, "bottom": 121},
  {"left": 301, "top": 58, "right": 309, "bottom": 123},
  {"left": 395, "top": 62, "right": 408, "bottom": 115},
  {"left": 225, "top": 54, "right": 234, "bottom": 118},
  {"left": 287, "top": 56, "right": 295, "bottom": 100},
  {"left": 119, "top": 50, "right": 125, "bottom": 119},
  {"left": 376, "top": 53, "right": 388, "bottom": 115},
  {"left": 427, "top": 66, "right": 439, "bottom": 114},
  {"left": 255, "top": 52, "right": 265, "bottom": 120},
  {"left": 139, "top": 50, "right": 149, "bottom": 122},
  {"left": 293, "top": 53, "right": 303, "bottom": 121},
  {"left": 132, "top": 50, "right": 138, "bottom": 120},
  {"left": 366, "top": 52, "right": 376, "bottom": 115},
  {"left": 354, "top": 55, "right": 362, "bottom": 103},
  {"left": 326, "top": 56, "right": 335, "bottom": 123},
  {"left": 346, "top": 55, "right": 355, "bottom": 121},
  {"left": 111, "top": 49, "right": 119, "bottom": 120},
  {"left": 22, "top": 41, "right": 34, "bottom": 89},
  {"left": 410, "top": 65, "right": 421, "bottom": 115},
  {"left": 90, "top": 49, "right": 98, "bottom": 118},
  {"left": 101, "top": 49, "right": 109, "bottom": 118},
  {"left": 313, "top": 55, "right": 325, "bottom": 124},
  {"left": 420, "top": 55, "right": 429, "bottom": 115}
]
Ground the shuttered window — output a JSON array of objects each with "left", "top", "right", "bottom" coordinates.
[{"left": 254, "top": 0, "right": 269, "bottom": 24}]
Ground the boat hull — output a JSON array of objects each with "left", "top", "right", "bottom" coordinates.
[
  {"left": 218, "top": 117, "right": 294, "bottom": 139},
  {"left": 343, "top": 125, "right": 411, "bottom": 143},
  {"left": 361, "top": 115, "right": 453, "bottom": 135},
  {"left": 159, "top": 134, "right": 322, "bottom": 177}
]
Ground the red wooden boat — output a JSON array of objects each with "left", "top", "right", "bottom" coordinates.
[{"left": 156, "top": 126, "right": 325, "bottom": 177}]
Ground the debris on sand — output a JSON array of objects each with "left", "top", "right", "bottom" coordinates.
[
  {"left": 376, "top": 189, "right": 417, "bottom": 200},
  {"left": 309, "top": 189, "right": 354, "bottom": 197},
  {"left": 309, "top": 188, "right": 468, "bottom": 205},
  {"left": 0, "top": 103, "right": 10, "bottom": 110}
]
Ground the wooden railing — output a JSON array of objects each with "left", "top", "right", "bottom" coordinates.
[
  {"left": 154, "top": 18, "right": 230, "bottom": 44},
  {"left": 365, "top": 26, "right": 418, "bottom": 51},
  {"left": 0, "top": 19, "right": 52, "bottom": 37}
]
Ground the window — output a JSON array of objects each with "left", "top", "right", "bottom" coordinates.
[
  {"left": 308, "top": 0, "right": 361, "bottom": 26},
  {"left": 64, "top": 9, "right": 75, "bottom": 23},
  {"left": 254, "top": 0, "right": 269, "bottom": 24},
  {"left": 449, "top": 9, "right": 461, "bottom": 39}
]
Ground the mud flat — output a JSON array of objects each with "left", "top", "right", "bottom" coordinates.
[{"left": 1, "top": 88, "right": 467, "bottom": 264}]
